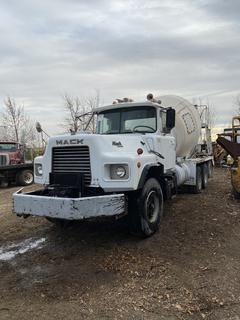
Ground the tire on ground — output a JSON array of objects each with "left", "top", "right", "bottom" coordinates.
[
  {"left": 17, "top": 169, "right": 34, "bottom": 186},
  {"left": 191, "top": 165, "right": 202, "bottom": 194},
  {"left": 128, "top": 178, "right": 163, "bottom": 237},
  {"left": 207, "top": 161, "right": 214, "bottom": 178},
  {"left": 232, "top": 188, "right": 240, "bottom": 199},
  {"left": 202, "top": 163, "right": 208, "bottom": 189}
]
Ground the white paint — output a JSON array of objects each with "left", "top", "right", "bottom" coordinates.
[
  {"left": 0, "top": 237, "right": 46, "bottom": 261},
  {"left": 13, "top": 193, "right": 125, "bottom": 220}
]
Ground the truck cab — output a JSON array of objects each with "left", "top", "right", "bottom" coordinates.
[
  {"left": 0, "top": 142, "right": 24, "bottom": 166},
  {"left": 33, "top": 101, "right": 176, "bottom": 192},
  {"left": 0, "top": 141, "right": 33, "bottom": 187}
]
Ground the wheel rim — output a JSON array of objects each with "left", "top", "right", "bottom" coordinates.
[
  {"left": 146, "top": 190, "right": 159, "bottom": 223},
  {"left": 24, "top": 172, "right": 33, "bottom": 184}
]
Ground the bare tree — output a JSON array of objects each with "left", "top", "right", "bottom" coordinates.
[
  {"left": 192, "top": 97, "right": 216, "bottom": 129},
  {"left": 0, "top": 97, "right": 36, "bottom": 145},
  {"left": 62, "top": 90, "right": 100, "bottom": 133}
]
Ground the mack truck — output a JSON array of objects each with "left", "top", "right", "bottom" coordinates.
[
  {"left": 13, "top": 95, "right": 213, "bottom": 237},
  {"left": 0, "top": 141, "right": 34, "bottom": 187}
]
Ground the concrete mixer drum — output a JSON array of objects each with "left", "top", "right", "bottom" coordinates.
[{"left": 159, "top": 95, "right": 201, "bottom": 158}]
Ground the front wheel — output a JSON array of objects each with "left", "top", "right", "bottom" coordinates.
[
  {"left": 128, "top": 178, "right": 163, "bottom": 237},
  {"left": 208, "top": 161, "right": 214, "bottom": 178}
]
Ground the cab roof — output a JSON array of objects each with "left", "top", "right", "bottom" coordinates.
[{"left": 94, "top": 101, "right": 163, "bottom": 113}]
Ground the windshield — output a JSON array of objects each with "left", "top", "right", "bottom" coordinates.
[
  {"left": 0, "top": 143, "right": 17, "bottom": 152},
  {"left": 97, "top": 106, "right": 157, "bottom": 134}
]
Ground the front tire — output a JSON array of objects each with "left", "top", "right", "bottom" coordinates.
[{"left": 128, "top": 178, "right": 163, "bottom": 237}]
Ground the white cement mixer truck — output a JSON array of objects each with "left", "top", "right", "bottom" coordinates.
[{"left": 13, "top": 95, "right": 213, "bottom": 237}]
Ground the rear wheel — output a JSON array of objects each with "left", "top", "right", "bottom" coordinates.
[
  {"left": 202, "top": 164, "right": 208, "bottom": 189},
  {"left": 207, "top": 161, "right": 214, "bottom": 178},
  {"left": 128, "top": 178, "right": 163, "bottom": 237},
  {"left": 0, "top": 180, "right": 9, "bottom": 188},
  {"left": 192, "top": 166, "right": 202, "bottom": 194},
  {"left": 17, "top": 169, "right": 34, "bottom": 186}
]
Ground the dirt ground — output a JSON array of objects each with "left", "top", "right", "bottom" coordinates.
[{"left": 0, "top": 168, "right": 240, "bottom": 320}]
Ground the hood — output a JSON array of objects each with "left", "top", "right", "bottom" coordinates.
[{"left": 48, "top": 133, "right": 150, "bottom": 155}]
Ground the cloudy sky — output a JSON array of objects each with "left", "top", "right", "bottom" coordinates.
[{"left": 0, "top": 0, "right": 239, "bottom": 136}]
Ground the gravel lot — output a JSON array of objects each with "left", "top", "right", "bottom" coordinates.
[{"left": 0, "top": 167, "right": 240, "bottom": 320}]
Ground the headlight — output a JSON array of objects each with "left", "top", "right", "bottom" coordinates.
[
  {"left": 110, "top": 164, "right": 129, "bottom": 180},
  {"left": 116, "top": 166, "right": 126, "bottom": 178},
  {"left": 35, "top": 163, "right": 43, "bottom": 176}
]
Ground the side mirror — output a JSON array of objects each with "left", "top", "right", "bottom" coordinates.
[
  {"left": 36, "top": 122, "right": 43, "bottom": 133},
  {"left": 166, "top": 108, "right": 175, "bottom": 131}
]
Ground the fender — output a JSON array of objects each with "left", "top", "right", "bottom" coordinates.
[{"left": 137, "top": 163, "right": 164, "bottom": 189}]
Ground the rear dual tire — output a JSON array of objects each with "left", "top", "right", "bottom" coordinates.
[
  {"left": 192, "top": 163, "right": 209, "bottom": 194},
  {"left": 202, "top": 163, "right": 208, "bottom": 189}
]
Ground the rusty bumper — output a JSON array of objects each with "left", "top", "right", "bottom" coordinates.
[{"left": 13, "top": 189, "right": 126, "bottom": 220}]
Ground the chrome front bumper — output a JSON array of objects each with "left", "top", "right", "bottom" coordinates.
[{"left": 13, "top": 189, "right": 126, "bottom": 220}]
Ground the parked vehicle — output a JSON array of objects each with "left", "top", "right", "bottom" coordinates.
[
  {"left": 0, "top": 141, "right": 33, "bottom": 187},
  {"left": 13, "top": 95, "right": 213, "bottom": 236}
]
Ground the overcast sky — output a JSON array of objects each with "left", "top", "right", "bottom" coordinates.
[{"left": 0, "top": 0, "right": 239, "bottom": 135}]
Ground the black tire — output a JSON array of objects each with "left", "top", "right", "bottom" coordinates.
[
  {"left": 192, "top": 166, "right": 202, "bottom": 194},
  {"left": 202, "top": 163, "right": 208, "bottom": 189},
  {"left": 207, "top": 161, "right": 214, "bottom": 178},
  {"left": 17, "top": 169, "right": 34, "bottom": 186},
  {"left": 128, "top": 178, "right": 163, "bottom": 237}
]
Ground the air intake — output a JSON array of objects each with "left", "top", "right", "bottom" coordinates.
[{"left": 52, "top": 146, "right": 91, "bottom": 185}]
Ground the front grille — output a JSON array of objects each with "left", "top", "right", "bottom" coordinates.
[
  {"left": 52, "top": 146, "right": 91, "bottom": 185},
  {"left": 0, "top": 155, "right": 7, "bottom": 166}
]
